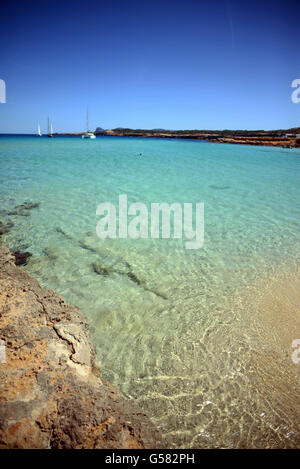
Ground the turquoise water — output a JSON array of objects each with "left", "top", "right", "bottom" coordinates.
[{"left": 1, "top": 135, "right": 300, "bottom": 448}]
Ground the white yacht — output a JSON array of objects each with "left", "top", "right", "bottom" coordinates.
[
  {"left": 37, "top": 123, "right": 42, "bottom": 136},
  {"left": 47, "top": 117, "right": 53, "bottom": 137},
  {"left": 82, "top": 106, "right": 96, "bottom": 139}
]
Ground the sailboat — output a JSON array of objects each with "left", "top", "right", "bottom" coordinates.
[
  {"left": 47, "top": 117, "right": 53, "bottom": 137},
  {"left": 37, "top": 123, "right": 42, "bottom": 137},
  {"left": 82, "top": 106, "right": 96, "bottom": 139}
]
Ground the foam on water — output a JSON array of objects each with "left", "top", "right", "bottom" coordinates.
[{"left": 1, "top": 135, "right": 300, "bottom": 448}]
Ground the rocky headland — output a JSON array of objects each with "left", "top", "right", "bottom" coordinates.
[
  {"left": 96, "top": 128, "right": 300, "bottom": 148},
  {"left": 55, "top": 127, "right": 300, "bottom": 148},
  {"left": 0, "top": 246, "right": 162, "bottom": 449}
]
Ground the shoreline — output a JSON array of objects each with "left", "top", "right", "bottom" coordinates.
[
  {"left": 0, "top": 246, "right": 162, "bottom": 449},
  {"left": 94, "top": 128, "right": 300, "bottom": 148},
  {"left": 55, "top": 127, "right": 300, "bottom": 148},
  {"left": 1, "top": 127, "right": 300, "bottom": 148},
  {"left": 1, "top": 243, "right": 300, "bottom": 448},
  {"left": 1, "top": 138, "right": 300, "bottom": 448}
]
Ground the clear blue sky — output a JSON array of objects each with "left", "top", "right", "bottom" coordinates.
[{"left": 0, "top": 0, "right": 299, "bottom": 133}]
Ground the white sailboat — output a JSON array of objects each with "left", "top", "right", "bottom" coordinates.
[
  {"left": 82, "top": 106, "right": 96, "bottom": 139},
  {"left": 47, "top": 117, "right": 53, "bottom": 137},
  {"left": 37, "top": 123, "right": 42, "bottom": 136}
]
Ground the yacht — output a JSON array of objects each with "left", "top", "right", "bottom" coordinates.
[
  {"left": 47, "top": 117, "right": 53, "bottom": 137},
  {"left": 37, "top": 123, "right": 42, "bottom": 136},
  {"left": 82, "top": 106, "right": 96, "bottom": 139}
]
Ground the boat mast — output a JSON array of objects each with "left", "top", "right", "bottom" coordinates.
[
  {"left": 86, "top": 105, "right": 89, "bottom": 132},
  {"left": 47, "top": 117, "right": 53, "bottom": 137}
]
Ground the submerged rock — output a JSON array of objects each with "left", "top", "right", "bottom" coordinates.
[
  {"left": 42, "top": 246, "right": 61, "bottom": 262},
  {"left": 91, "top": 258, "right": 168, "bottom": 300},
  {"left": 55, "top": 227, "right": 73, "bottom": 240},
  {"left": 0, "top": 221, "right": 14, "bottom": 236},
  {"left": 12, "top": 250, "right": 32, "bottom": 266},
  {"left": 6, "top": 201, "right": 40, "bottom": 217},
  {"left": 209, "top": 185, "right": 231, "bottom": 190},
  {"left": 74, "top": 234, "right": 168, "bottom": 300},
  {"left": 15, "top": 201, "right": 39, "bottom": 210},
  {"left": 0, "top": 246, "right": 162, "bottom": 449},
  {"left": 92, "top": 262, "right": 111, "bottom": 276}
]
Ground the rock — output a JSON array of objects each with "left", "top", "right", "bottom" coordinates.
[
  {"left": 92, "top": 262, "right": 111, "bottom": 276},
  {"left": 209, "top": 185, "right": 231, "bottom": 190},
  {"left": 6, "top": 202, "right": 40, "bottom": 217},
  {"left": 55, "top": 227, "right": 73, "bottom": 240},
  {"left": 0, "top": 221, "right": 14, "bottom": 236},
  {"left": 14, "top": 202, "right": 40, "bottom": 211},
  {"left": 0, "top": 246, "right": 162, "bottom": 449},
  {"left": 12, "top": 251, "right": 32, "bottom": 266},
  {"left": 42, "top": 246, "right": 61, "bottom": 262}
]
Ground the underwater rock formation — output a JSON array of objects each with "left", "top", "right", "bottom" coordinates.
[
  {"left": 0, "top": 201, "right": 40, "bottom": 217},
  {"left": 12, "top": 251, "right": 32, "bottom": 266},
  {"left": 0, "top": 221, "right": 14, "bottom": 236}
]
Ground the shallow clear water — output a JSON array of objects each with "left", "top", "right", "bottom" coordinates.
[{"left": 1, "top": 135, "right": 300, "bottom": 448}]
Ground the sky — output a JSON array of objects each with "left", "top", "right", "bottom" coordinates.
[{"left": 0, "top": 0, "right": 299, "bottom": 133}]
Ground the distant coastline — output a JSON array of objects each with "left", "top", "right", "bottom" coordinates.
[
  {"left": 1, "top": 127, "right": 300, "bottom": 148},
  {"left": 92, "top": 127, "right": 300, "bottom": 148}
]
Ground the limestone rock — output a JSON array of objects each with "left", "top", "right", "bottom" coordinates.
[{"left": 0, "top": 246, "right": 162, "bottom": 449}]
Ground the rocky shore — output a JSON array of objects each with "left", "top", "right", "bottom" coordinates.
[
  {"left": 55, "top": 127, "right": 300, "bottom": 148},
  {"left": 0, "top": 246, "right": 162, "bottom": 449},
  {"left": 97, "top": 129, "right": 300, "bottom": 148}
]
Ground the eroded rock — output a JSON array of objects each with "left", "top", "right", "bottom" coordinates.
[{"left": 0, "top": 246, "right": 162, "bottom": 449}]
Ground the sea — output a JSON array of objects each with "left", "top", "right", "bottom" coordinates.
[{"left": 0, "top": 134, "right": 300, "bottom": 448}]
